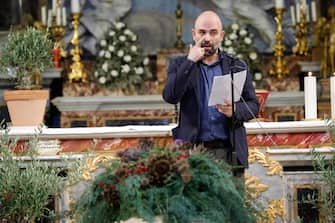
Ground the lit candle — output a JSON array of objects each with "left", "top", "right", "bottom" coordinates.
[
  {"left": 71, "top": 0, "right": 81, "bottom": 13},
  {"left": 275, "top": 0, "right": 285, "bottom": 8},
  {"left": 41, "top": 6, "right": 47, "bottom": 25},
  {"left": 290, "top": 5, "right": 296, "bottom": 25},
  {"left": 56, "top": 7, "right": 61, "bottom": 26},
  {"left": 311, "top": 1, "right": 317, "bottom": 22},
  {"left": 62, "top": 7, "right": 67, "bottom": 26},
  {"left": 331, "top": 73, "right": 335, "bottom": 119},
  {"left": 304, "top": 72, "right": 317, "bottom": 119},
  {"left": 296, "top": 3, "right": 300, "bottom": 23}
]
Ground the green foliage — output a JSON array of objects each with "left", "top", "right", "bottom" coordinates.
[
  {"left": 73, "top": 146, "right": 256, "bottom": 223},
  {"left": 0, "top": 127, "right": 65, "bottom": 222},
  {"left": 94, "top": 21, "right": 151, "bottom": 94},
  {"left": 311, "top": 150, "right": 335, "bottom": 223},
  {"left": 0, "top": 27, "right": 53, "bottom": 89}
]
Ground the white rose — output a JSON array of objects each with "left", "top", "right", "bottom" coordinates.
[
  {"left": 119, "top": 35, "right": 126, "bottom": 42},
  {"left": 117, "top": 50, "right": 124, "bottom": 57},
  {"left": 115, "top": 22, "right": 125, "bottom": 29},
  {"left": 244, "top": 37, "right": 252, "bottom": 45},
  {"left": 131, "top": 35, "right": 137, "bottom": 41},
  {"left": 224, "top": 39, "right": 232, "bottom": 46},
  {"left": 98, "top": 50, "right": 105, "bottom": 57},
  {"left": 100, "top": 39, "right": 107, "bottom": 47},
  {"left": 227, "top": 47, "right": 235, "bottom": 55},
  {"left": 237, "top": 54, "right": 243, "bottom": 59},
  {"left": 99, "top": 76, "right": 106, "bottom": 84},
  {"left": 123, "top": 55, "right": 132, "bottom": 62},
  {"left": 104, "top": 51, "right": 111, "bottom": 59},
  {"left": 124, "top": 29, "right": 132, "bottom": 35},
  {"left": 121, "top": 64, "right": 130, "bottom": 73},
  {"left": 102, "top": 62, "right": 108, "bottom": 72},
  {"left": 143, "top": 57, "right": 149, "bottom": 65},
  {"left": 239, "top": 29, "right": 248, "bottom": 36},
  {"left": 108, "top": 45, "right": 115, "bottom": 52},
  {"left": 231, "top": 23, "right": 239, "bottom": 30},
  {"left": 229, "top": 33, "right": 238, "bottom": 40},
  {"left": 249, "top": 52, "right": 258, "bottom": 60},
  {"left": 109, "top": 30, "right": 115, "bottom": 36},
  {"left": 111, "top": 70, "right": 119, "bottom": 77},
  {"left": 254, "top": 72, "right": 262, "bottom": 80},
  {"left": 94, "top": 71, "right": 99, "bottom": 77},
  {"left": 131, "top": 45, "right": 137, "bottom": 52},
  {"left": 135, "top": 67, "right": 144, "bottom": 74}
]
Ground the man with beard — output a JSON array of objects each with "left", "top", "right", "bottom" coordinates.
[{"left": 162, "top": 10, "right": 259, "bottom": 176}]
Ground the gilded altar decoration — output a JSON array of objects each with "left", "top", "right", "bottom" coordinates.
[
  {"left": 82, "top": 153, "right": 120, "bottom": 180},
  {"left": 245, "top": 173, "right": 269, "bottom": 199},
  {"left": 269, "top": 8, "right": 288, "bottom": 78},
  {"left": 265, "top": 199, "right": 286, "bottom": 223},
  {"left": 174, "top": 0, "right": 185, "bottom": 49},
  {"left": 94, "top": 21, "right": 151, "bottom": 94},
  {"left": 249, "top": 147, "right": 283, "bottom": 176},
  {"left": 68, "top": 13, "right": 87, "bottom": 83},
  {"left": 292, "top": 4, "right": 309, "bottom": 56}
]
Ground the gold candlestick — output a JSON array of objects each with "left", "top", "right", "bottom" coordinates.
[
  {"left": 68, "top": 13, "right": 87, "bottom": 83},
  {"left": 174, "top": 0, "right": 185, "bottom": 49},
  {"left": 292, "top": 3, "right": 309, "bottom": 56},
  {"left": 269, "top": 8, "right": 288, "bottom": 78},
  {"left": 51, "top": 26, "right": 67, "bottom": 58}
]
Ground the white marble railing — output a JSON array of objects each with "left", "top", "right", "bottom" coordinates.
[{"left": 3, "top": 120, "right": 329, "bottom": 139}]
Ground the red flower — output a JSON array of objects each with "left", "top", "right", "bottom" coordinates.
[
  {"left": 98, "top": 181, "right": 105, "bottom": 188},
  {"left": 178, "top": 153, "right": 188, "bottom": 159},
  {"left": 125, "top": 169, "right": 132, "bottom": 177},
  {"left": 134, "top": 165, "right": 148, "bottom": 174}
]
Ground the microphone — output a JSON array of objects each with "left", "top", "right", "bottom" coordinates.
[{"left": 223, "top": 52, "right": 278, "bottom": 148}]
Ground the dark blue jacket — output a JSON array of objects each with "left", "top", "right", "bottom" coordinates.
[{"left": 162, "top": 53, "right": 259, "bottom": 167}]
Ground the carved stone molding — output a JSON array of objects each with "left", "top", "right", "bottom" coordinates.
[
  {"left": 249, "top": 147, "right": 283, "bottom": 176},
  {"left": 245, "top": 173, "right": 269, "bottom": 199}
]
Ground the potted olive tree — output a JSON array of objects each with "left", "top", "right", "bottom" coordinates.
[{"left": 0, "top": 27, "right": 53, "bottom": 126}]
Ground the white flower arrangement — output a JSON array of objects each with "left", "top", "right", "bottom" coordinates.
[
  {"left": 95, "top": 21, "right": 151, "bottom": 93},
  {"left": 221, "top": 23, "right": 264, "bottom": 88}
]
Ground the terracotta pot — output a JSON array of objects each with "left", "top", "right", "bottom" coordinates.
[
  {"left": 255, "top": 89, "right": 270, "bottom": 121},
  {"left": 3, "top": 89, "right": 49, "bottom": 126}
]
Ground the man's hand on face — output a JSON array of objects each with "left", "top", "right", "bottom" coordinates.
[{"left": 187, "top": 35, "right": 206, "bottom": 62}]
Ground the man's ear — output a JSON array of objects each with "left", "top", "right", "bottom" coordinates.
[
  {"left": 221, "top": 30, "right": 225, "bottom": 39},
  {"left": 192, "top": 28, "right": 196, "bottom": 39}
]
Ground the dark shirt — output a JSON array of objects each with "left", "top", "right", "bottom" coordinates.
[{"left": 198, "top": 56, "right": 229, "bottom": 142}]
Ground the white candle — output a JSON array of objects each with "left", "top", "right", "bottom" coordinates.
[
  {"left": 290, "top": 5, "right": 296, "bottom": 25},
  {"left": 296, "top": 3, "right": 301, "bottom": 23},
  {"left": 41, "top": 6, "right": 47, "bottom": 25},
  {"left": 56, "top": 7, "right": 61, "bottom": 26},
  {"left": 47, "top": 9, "right": 53, "bottom": 27},
  {"left": 306, "top": 4, "right": 310, "bottom": 22},
  {"left": 275, "top": 0, "right": 285, "bottom": 8},
  {"left": 71, "top": 0, "right": 81, "bottom": 13},
  {"left": 304, "top": 72, "right": 317, "bottom": 119},
  {"left": 52, "top": 0, "right": 57, "bottom": 15},
  {"left": 302, "top": 0, "right": 307, "bottom": 7},
  {"left": 62, "top": 7, "right": 67, "bottom": 26},
  {"left": 311, "top": 1, "right": 317, "bottom": 22},
  {"left": 331, "top": 73, "right": 335, "bottom": 119}
]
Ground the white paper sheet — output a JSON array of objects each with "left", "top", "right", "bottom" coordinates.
[{"left": 208, "top": 70, "right": 247, "bottom": 106}]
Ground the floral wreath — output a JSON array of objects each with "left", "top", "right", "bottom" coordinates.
[
  {"left": 94, "top": 22, "right": 151, "bottom": 94},
  {"left": 73, "top": 142, "right": 256, "bottom": 223}
]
